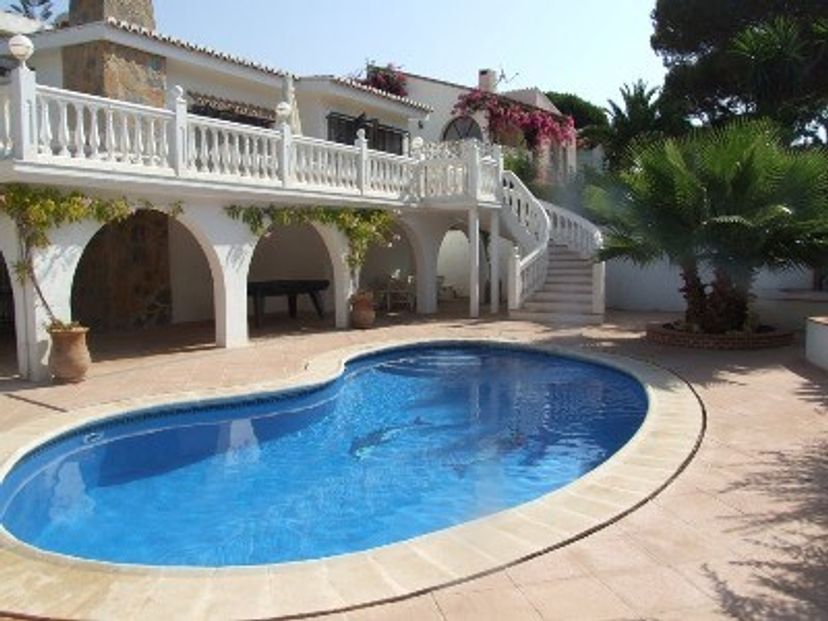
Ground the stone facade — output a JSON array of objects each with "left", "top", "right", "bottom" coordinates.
[
  {"left": 72, "top": 211, "right": 172, "bottom": 331},
  {"left": 63, "top": 41, "right": 166, "bottom": 107},
  {"left": 63, "top": 0, "right": 165, "bottom": 106},
  {"left": 69, "top": 0, "right": 156, "bottom": 29}
]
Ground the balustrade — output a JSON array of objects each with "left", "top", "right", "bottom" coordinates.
[
  {"left": 35, "top": 86, "right": 173, "bottom": 167},
  {"left": 1, "top": 78, "right": 507, "bottom": 208}
]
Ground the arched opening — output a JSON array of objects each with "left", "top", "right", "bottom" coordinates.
[
  {"left": 71, "top": 211, "right": 216, "bottom": 360},
  {"left": 437, "top": 226, "right": 489, "bottom": 313},
  {"left": 247, "top": 223, "right": 336, "bottom": 335},
  {"left": 0, "top": 250, "right": 17, "bottom": 377},
  {"left": 442, "top": 115, "right": 483, "bottom": 142},
  {"left": 361, "top": 224, "right": 417, "bottom": 319}
]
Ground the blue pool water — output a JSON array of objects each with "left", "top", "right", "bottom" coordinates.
[{"left": 0, "top": 344, "right": 647, "bottom": 567}]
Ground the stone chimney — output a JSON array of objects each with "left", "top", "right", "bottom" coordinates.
[
  {"left": 69, "top": 0, "right": 156, "bottom": 29},
  {"left": 478, "top": 68, "right": 497, "bottom": 93},
  {"left": 63, "top": 0, "right": 165, "bottom": 106}
]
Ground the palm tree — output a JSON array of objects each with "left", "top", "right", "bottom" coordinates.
[
  {"left": 9, "top": 0, "right": 53, "bottom": 21},
  {"left": 594, "top": 80, "right": 690, "bottom": 171},
  {"left": 587, "top": 120, "right": 828, "bottom": 333}
]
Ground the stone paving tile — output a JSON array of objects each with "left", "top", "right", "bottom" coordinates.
[
  {"left": 433, "top": 585, "right": 542, "bottom": 621},
  {"left": 597, "top": 566, "right": 716, "bottom": 615},
  {"left": 518, "top": 576, "right": 638, "bottom": 620},
  {"left": 0, "top": 311, "right": 826, "bottom": 619}
]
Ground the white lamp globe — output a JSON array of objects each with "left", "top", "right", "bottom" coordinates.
[
  {"left": 275, "top": 102, "right": 292, "bottom": 122},
  {"left": 8, "top": 34, "right": 34, "bottom": 65}
]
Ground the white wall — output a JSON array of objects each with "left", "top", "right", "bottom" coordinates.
[
  {"left": 247, "top": 224, "right": 333, "bottom": 315},
  {"left": 405, "top": 74, "right": 487, "bottom": 144},
  {"left": 167, "top": 58, "right": 284, "bottom": 116},
  {"left": 437, "top": 230, "right": 490, "bottom": 297},
  {"left": 30, "top": 47, "right": 62, "bottom": 87},
  {"left": 294, "top": 86, "right": 416, "bottom": 143},
  {"left": 169, "top": 219, "right": 214, "bottom": 324},
  {"left": 607, "top": 257, "right": 818, "bottom": 329}
]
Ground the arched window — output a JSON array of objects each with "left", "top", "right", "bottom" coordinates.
[{"left": 442, "top": 116, "right": 483, "bottom": 141}]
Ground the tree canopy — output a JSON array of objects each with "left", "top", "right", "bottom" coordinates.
[
  {"left": 8, "top": 0, "right": 53, "bottom": 21},
  {"left": 545, "top": 92, "right": 608, "bottom": 130},
  {"left": 652, "top": 0, "right": 828, "bottom": 143}
]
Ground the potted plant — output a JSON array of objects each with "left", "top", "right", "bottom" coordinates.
[
  {"left": 350, "top": 289, "right": 376, "bottom": 329},
  {"left": 1, "top": 185, "right": 131, "bottom": 382}
]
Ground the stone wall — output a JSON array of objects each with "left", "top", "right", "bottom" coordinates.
[
  {"left": 72, "top": 211, "right": 172, "bottom": 331},
  {"left": 69, "top": 0, "right": 156, "bottom": 29},
  {"left": 63, "top": 41, "right": 166, "bottom": 107}
]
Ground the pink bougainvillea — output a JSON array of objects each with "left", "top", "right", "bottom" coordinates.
[
  {"left": 453, "top": 90, "right": 576, "bottom": 148},
  {"left": 361, "top": 63, "right": 408, "bottom": 98}
]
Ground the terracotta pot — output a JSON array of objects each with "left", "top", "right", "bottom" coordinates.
[
  {"left": 351, "top": 295, "right": 375, "bottom": 329},
  {"left": 48, "top": 327, "right": 91, "bottom": 383}
]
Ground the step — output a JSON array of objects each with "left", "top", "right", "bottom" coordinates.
[
  {"left": 549, "top": 257, "right": 592, "bottom": 269},
  {"left": 540, "top": 282, "right": 594, "bottom": 294},
  {"left": 544, "top": 276, "right": 593, "bottom": 286},
  {"left": 523, "top": 300, "right": 594, "bottom": 313},
  {"left": 546, "top": 268, "right": 593, "bottom": 277},
  {"left": 509, "top": 310, "right": 604, "bottom": 325},
  {"left": 530, "top": 291, "right": 593, "bottom": 303}
]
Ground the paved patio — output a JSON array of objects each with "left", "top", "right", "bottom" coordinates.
[{"left": 1, "top": 310, "right": 826, "bottom": 620}]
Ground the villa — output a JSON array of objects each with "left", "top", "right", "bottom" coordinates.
[
  {"left": 0, "top": 2, "right": 826, "bottom": 620},
  {"left": 0, "top": 0, "right": 605, "bottom": 383}
]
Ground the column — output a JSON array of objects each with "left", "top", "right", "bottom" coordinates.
[
  {"left": 468, "top": 206, "right": 480, "bottom": 318},
  {"left": 489, "top": 208, "right": 500, "bottom": 314}
]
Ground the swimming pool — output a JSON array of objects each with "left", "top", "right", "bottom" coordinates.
[{"left": 0, "top": 343, "right": 648, "bottom": 568}]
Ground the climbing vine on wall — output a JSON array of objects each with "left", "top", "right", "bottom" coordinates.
[
  {"left": 454, "top": 90, "right": 576, "bottom": 149},
  {"left": 225, "top": 205, "right": 397, "bottom": 269},
  {"left": 0, "top": 183, "right": 180, "bottom": 327}
]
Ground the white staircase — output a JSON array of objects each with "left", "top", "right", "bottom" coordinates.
[
  {"left": 510, "top": 244, "right": 604, "bottom": 324},
  {"left": 500, "top": 172, "right": 605, "bottom": 325}
]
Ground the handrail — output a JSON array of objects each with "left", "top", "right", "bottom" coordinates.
[
  {"left": 540, "top": 199, "right": 603, "bottom": 259},
  {"left": 502, "top": 170, "right": 551, "bottom": 309}
]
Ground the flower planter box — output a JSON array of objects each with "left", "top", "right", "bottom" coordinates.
[
  {"left": 646, "top": 323, "right": 794, "bottom": 350},
  {"left": 805, "top": 317, "right": 828, "bottom": 371}
]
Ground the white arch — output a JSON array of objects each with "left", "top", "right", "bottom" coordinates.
[
  {"left": 0, "top": 213, "right": 26, "bottom": 377},
  {"left": 247, "top": 221, "right": 353, "bottom": 329},
  {"left": 398, "top": 214, "right": 456, "bottom": 315},
  {"left": 176, "top": 205, "right": 258, "bottom": 347}
]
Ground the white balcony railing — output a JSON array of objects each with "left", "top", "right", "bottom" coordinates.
[
  {"left": 0, "top": 69, "right": 502, "bottom": 207},
  {"left": 502, "top": 171, "right": 551, "bottom": 309}
]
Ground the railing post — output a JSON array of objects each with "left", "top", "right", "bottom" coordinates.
[
  {"left": 167, "top": 85, "right": 187, "bottom": 175},
  {"left": 507, "top": 245, "right": 521, "bottom": 311},
  {"left": 493, "top": 144, "right": 504, "bottom": 202},
  {"left": 275, "top": 101, "right": 293, "bottom": 188},
  {"left": 592, "top": 260, "right": 606, "bottom": 315},
  {"left": 356, "top": 128, "right": 368, "bottom": 194},
  {"left": 9, "top": 35, "right": 37, "bottom": 161},
  {"left": 462, "top": 139, "right": 481, "bottom": 201},
  {"left": 280, "top": 120, "right": 292, "bottom": 188}
]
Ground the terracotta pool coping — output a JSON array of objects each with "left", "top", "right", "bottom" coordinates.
[{"left": 0, "top": 337, "right": 705, "bottom": 620}]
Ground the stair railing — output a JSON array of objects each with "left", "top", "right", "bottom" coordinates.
[
  {"left": 502, "top": 171, "right": 551, "bottom": 310},
  {"left": 540, "top": 200, "right": 605, "bottom": 314}
]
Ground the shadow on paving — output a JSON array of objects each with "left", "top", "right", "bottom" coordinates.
[{"left": 702, "top": 441, "right": 828, "bottom": 619}]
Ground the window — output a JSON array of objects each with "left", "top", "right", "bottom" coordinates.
[
  {"left": 327, "top": 112, "right": 408, "bottom": 155},
  {"left": 442, "top": 116, "right": 483, "bottom": 141}
]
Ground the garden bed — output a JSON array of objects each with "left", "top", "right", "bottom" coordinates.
[{"left": 646, "top": 322, "right": 794, "bottom": 350}]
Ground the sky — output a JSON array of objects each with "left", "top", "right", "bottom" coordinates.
[{"left": 37, "top": 0, "right": 667, "bottom": 109}]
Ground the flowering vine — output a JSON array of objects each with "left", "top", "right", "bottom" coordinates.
[
  {"left": 361, "top": 63, "right": 408, "bottom": 98},
  {"left": 453, "top": 90, "right": 576, "bottom": 148},
  {"left": 225, "top": 205, "right": 397, "bottom": 269}
]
